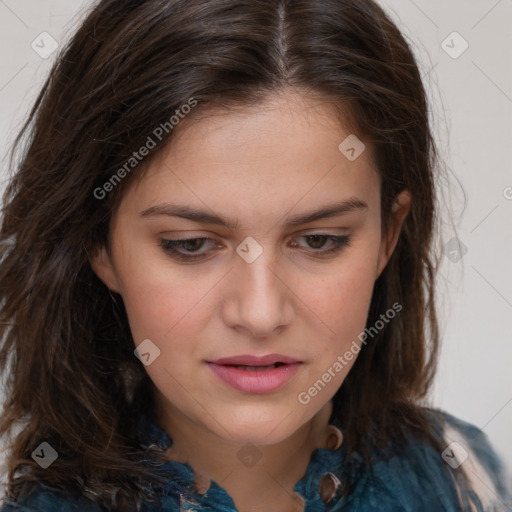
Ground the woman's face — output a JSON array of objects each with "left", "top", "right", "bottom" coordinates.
[{"left": 91, "top": 90, "right": 408, "bottom": 445}]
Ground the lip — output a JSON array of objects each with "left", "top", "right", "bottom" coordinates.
[
  {"left": 206, "top": 354, "right": 302, "bottom": 394},
  {"left": 210, "top": 354, "right": 300, "bottom": 366}
]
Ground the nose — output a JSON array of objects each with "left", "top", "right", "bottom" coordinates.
[{"left": 221, "top": 251, "right": 294, "bottom": 338}]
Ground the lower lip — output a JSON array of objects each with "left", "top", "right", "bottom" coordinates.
[{"left": 206, "top": 362, "right": 301, "bottom": 394}]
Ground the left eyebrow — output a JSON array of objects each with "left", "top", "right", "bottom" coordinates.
[
  {"left": 284, "top": 197, "right": 368, "bottom": 227},
  {"left": 139, "top": 197, "right": 368, "bottom": 229}
]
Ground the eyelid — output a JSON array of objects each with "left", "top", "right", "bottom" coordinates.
[
  {"left": 288, "top": 234, "right": 350, "bottom": 252},
  {"left": 160, "top": 229, "right": 349, "bottom": 246},
  {"left": 290, "top": 227, "right": 350, "bottom": 237},
  {"left": 159, "top": 236, "right": 221, "bottom": 263},
  {"left": 161, "top": 236, "right": 222, "bottom": 249},
  {"left": 160, "top": 232, "right": 351, "bottom": 263}
]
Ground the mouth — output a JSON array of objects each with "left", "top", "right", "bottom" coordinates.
[
  {"left": 227, "top": 363, "right": 287, "bottom": 371},
  {"left": 206, "top": 354, "right": 302, "bottom": 394},
  {"left": 209, "top": 353, "right": 301, "bottom": 366}
]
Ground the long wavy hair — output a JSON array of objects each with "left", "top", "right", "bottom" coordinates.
[{"left": 1, "top": 0, "right": 449, "bottom": 509}]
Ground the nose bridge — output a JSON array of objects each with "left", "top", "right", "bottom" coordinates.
[
  {"left": 242, "top": 255, "right": 279, "bottom": 299},
  {"left": 225, "top": 242, "right": 293, "bottom": 336}
]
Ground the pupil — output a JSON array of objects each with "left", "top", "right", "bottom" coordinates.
[
  {"left": 183, "top": 239, "right": 203, "bottom": 251},
  {"left": 308, "top": 235, "right": 326, "bottom": 249}
]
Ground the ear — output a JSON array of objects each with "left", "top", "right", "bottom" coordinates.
[
  {"left": 376, "top": 189, "right": 411, "bottom": 279},
  {"left": 89, "top": 245, "right": 122, "bottom": 293}
]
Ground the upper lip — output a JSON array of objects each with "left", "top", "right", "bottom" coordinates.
[{"left": 208, "top": 354, "right": 301, "bottom": 366}]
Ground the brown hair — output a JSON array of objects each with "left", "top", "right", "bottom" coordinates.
[{"left": 1, "top": 0, "right": 450, "bottom": 509}]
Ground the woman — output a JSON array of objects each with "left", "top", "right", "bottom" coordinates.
[{"left": 0, "top": 0, "right": 509, "bottom": 510}]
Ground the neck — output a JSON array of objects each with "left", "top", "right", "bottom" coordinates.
[{"left": 155, "top": 395, "right": 333, "bottom": 512}]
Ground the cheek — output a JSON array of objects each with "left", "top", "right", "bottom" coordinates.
[
  {"left": 111, "top": 239, "right": 221, "bottom": 346},
  {"left": 292, "top": 254, "right": 378, "bottom": 406},
  {"left": 303, "top": 253, "right": 378, "bottom": 342},
  {"left": 119, "top": 270, "right": 218, "bottom": 347}
]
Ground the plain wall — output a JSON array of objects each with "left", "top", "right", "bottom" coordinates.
[{"left": 1, "top": 0, "right": 511, "bottom": 483}]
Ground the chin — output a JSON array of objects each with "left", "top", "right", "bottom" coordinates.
[
  {"left": 215, "top": 409, "right": 305, "bottom": 446},
  {"left": 224, "top": 429, "right": 293, "bottom": 447}
]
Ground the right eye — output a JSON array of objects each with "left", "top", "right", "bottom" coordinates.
[{"left": 160, "top": 237, "right": 223, "bottom": 261}]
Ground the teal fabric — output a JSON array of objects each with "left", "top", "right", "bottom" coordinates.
[{"left": 1, "top": 410, "right": 510, "bottom": 511}]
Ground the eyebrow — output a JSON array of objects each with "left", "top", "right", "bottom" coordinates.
[{"left": 140, "top": 197, "right": 368, "bottom": 229}]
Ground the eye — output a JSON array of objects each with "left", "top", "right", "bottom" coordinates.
[
  {"left": 160, "top": 237, "right": 221, "bottom": 261},
  {"left": 160, "top": 233, "right": 351, "bottom": 263},
  {"left": 289, "top": 234, "right": 351, "bottom": 256}
]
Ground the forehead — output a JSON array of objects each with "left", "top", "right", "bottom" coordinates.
[
  {"left": 164, "top": 90, "right": 365, "bottom": 163},
  {"left": 117, "top": 90, "right": 380, "bottom": 227}
]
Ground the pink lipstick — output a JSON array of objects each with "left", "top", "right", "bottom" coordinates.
[{"left": 206, "top": 354, "right": 301, "bottom": 394}]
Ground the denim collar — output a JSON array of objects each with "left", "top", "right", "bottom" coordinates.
[{"left": 137, "top": 414, "right": 349, "bottom": 511}]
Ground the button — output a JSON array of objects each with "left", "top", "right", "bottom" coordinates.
[
  {"left": 324, "top": 425, "right": 343, "bottom": 451},
  {"left": 318, "top": 472, "right": 343, "bottom": 504},
  {"left": 179, "top": 492, "right": 200, "bottom": 511}
]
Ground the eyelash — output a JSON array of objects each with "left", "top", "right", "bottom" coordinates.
[{"left": 160, "top": 234, "right": 351, "bottom": 262}]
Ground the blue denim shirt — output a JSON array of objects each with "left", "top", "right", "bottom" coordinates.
[{"left": 1, "top": 411, "right": 510, "bottom": 511}]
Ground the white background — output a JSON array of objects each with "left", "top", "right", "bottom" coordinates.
[{"left": 0, "top": 0, "right": 511, "bottom": 486}]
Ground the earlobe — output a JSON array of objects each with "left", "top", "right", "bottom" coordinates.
[
  {"left": 376, "top": 190, "right": 411, "bottom": 279},
  {"left": 89, "top": 245, "right": 122, "bottom": 293}
]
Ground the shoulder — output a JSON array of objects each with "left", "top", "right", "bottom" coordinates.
[
  {"left": 338, "top": 409, "right": 510, "bottom": 512},
  {"left": 0, "top": 484, "right": 102, "bottom": 512},
  {"left": 433, "top": 409, "right": 511, "bottom": 510}
]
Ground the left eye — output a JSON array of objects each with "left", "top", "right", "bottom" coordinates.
[{"left": 289, "top": 234, "right": 351, "bottom": 255}]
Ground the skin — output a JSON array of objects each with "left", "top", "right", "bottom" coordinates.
[{"left": 90, "top": 89, "right": 410, "bottom": 512}]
